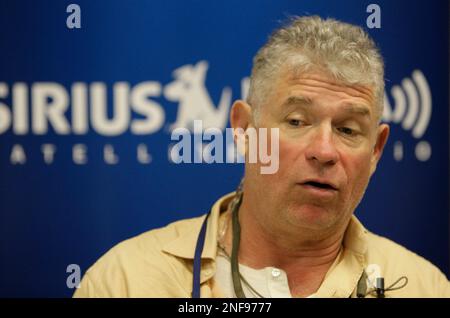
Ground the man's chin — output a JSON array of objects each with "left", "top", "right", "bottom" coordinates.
[{"left": 286, "top": 204, "right": 339, "bottom": 231}]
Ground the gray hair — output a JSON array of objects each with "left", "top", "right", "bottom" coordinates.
[{"left": 247, "top": 16, "right": 385, "bottom": 122}]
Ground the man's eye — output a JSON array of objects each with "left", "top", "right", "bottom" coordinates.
[
  {"left": 288, "top": 119, "right": 302, "bottom": 126},
  {"left": 338, "top": 127, "right": 355, "bottom": 135}
]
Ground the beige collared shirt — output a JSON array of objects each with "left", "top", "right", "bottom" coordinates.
[{"left": 74, "top": 192, "right": 450, "bottom": 298}]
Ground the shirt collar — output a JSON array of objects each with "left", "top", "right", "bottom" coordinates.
[
  {"left": 161, "top": 192, "right": 235, "bottom": 260},
  {"left": 315, "top": 216, "right": 370, "bottom": 297},
  {"left": 344, "top": 215, "right": 369, "bottom": 256}
]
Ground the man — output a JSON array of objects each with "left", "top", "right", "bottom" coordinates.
[{"left": 74, "top": 16, "right": 450, "bottom": 298}]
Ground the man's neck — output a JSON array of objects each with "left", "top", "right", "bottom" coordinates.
[
  {"left": 221, "top": 199, "right": 347, "bottom": 297},
  {"left": 239, "top": 208, "right": 344, "bottom": 268}
]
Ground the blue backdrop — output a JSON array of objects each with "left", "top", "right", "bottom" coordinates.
[{"left": 0, "top": 0, "right": 448, "bottom": 297}]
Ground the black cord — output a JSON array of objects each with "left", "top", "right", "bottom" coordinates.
[
  {"left": 218, "top": 245, "right": 264, "bottom": 298},
  {"left": 385, "top": 276, "right": 409, "bottom": 292},
  {"left": 230, "top": 182, "right": 246, "bottom": 298},
  {"left": 364, "top": 275, "right": 409, "bottom": 298}
]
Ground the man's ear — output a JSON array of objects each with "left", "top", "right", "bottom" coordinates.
[
  {"left": 230, "top": 100, "right": 253, "bottom": 130},
  {"left": 370, "top": 123, "right": 390, "bottom": 176},
  {"left": 230, "top": 100, "right": 253, "bottom": 155}
]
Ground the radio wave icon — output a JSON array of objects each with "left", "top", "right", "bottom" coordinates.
[{"left": 382, "top": 70, "right": 432, "bottom": 139}]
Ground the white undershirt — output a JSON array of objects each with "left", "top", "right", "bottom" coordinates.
[{"left": 214, "top": 248, "right": 316, "bottom": 298}]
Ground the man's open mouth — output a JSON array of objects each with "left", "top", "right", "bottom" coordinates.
[{"left": 301, "top": 181, "right": 337, "bottom": 191}]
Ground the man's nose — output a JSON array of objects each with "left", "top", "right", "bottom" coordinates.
[{"left": 304, "top": 125, "right": 339, "bottom": 166}]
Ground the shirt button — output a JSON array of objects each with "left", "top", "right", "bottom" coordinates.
[{"left": 271, "top": 268, "right": 281, "bottom": 278}]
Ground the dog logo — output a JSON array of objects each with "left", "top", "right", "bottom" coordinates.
[{"left": 164, "top": 60, "right": 232, "bottom": 131}]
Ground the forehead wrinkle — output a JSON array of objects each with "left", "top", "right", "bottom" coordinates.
[
  {"left": 286, "top": 73, "right": 375, "bottom": 103},
  {"left": 291, "top": 78, "right": 373, "bottom": 101}
]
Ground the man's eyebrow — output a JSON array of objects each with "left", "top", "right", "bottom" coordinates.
[
  {"left": 281, "top": 96, "right": 312, "bottom": 108},
  {"left": 341, "top": 103, "right": 371, "bottom": 117}
]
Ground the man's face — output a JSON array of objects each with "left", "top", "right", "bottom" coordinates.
[{"left": 242, "top": 69, "right": 389, "bottom": 234}]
